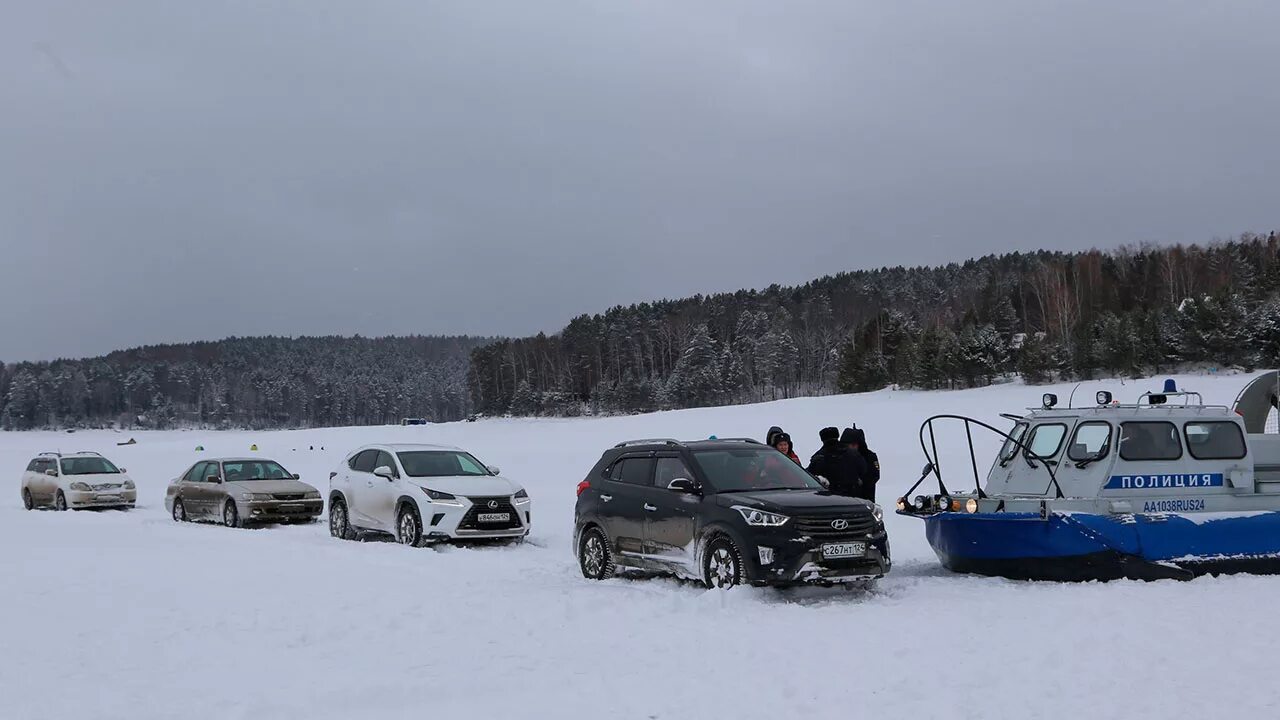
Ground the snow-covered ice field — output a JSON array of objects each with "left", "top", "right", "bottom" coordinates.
[{"left": 4, "top": 373, "right": 1280, "bottom": 720}]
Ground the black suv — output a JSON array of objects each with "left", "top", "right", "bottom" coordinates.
[{"left": 573, "top": 437, "right": 890, "bottom": 588}]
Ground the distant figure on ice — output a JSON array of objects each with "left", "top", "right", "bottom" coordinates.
[
  {"left": 770, "top": 431, "right": 801, "bottom": 465},
  {"left": 847, "top": 425, "right": 881, "bottom": 503}
]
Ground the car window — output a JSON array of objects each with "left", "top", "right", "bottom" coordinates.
[
  {"left": 654, "top": 456, "right": 695, "bottom": 488},
  {"left": 1119, "top": 422, "right": 1183, "bottom": 461},
  {"left": 223, "top": 461, "right": 291, "bottom": 481},
  {"left": 375, "top": 451, "right": 398, "bottom": 476},
  {"left": 60, "top": 457, "right": 121, "bottom": 475},
  {"left": 184, "top": 462, "right": 206, "bottom": 483},
  {"left": 26, "top": 459, "right": 38, "bottom": 472},
  {"left": 691, "top": 448, "right": 821, "bottom": 492},
  {"left": 352, "top": 450, "right": 378, "bottom": 473},
  {"left": 1025, "top": 423, "right": 1067, "bottom": 459},
  {"left": 610, "top": 457, "right": 654, "bottom": 485},
  {"left": 1067, "top": 422, "right": 1112, "bottom": 462},
  {"left": 38, "top": 459, "right": 56, "bottom": 475},
  {"left": 456, "top": 454, "right": 487, "bottom": 475},
  {"left": 1184, "top": 422, "right": 1247, "bottom": 460},
  {"left": 1000, "top": 422, "right": 1029, "bottom": 461}
]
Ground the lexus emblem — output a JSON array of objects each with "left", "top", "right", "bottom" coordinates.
[
  {"left": 831, "top": 519, "right": 849, "bottom": 530},
  {"left": 487, "top": 500, "right": 499, "bottom": 509}
]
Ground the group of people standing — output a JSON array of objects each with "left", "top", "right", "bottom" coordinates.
[{"left": 765, "top": 425, "right": 881, "bottom": 502}]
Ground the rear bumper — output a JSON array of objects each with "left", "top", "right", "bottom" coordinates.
[
  {"left": 243, "top": 499, "right": 323, "bottom": 521},
  {"left": 67, "top": 490, "right": 136, "bottom": 508}
]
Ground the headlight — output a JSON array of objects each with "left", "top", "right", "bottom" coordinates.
[
  {"left": 69, "top": 482, "right": 91, "bottom": 491},
  {"left": 421, "top": 487, "right": 463, "bottom": 506},
  {"left": 965, "top": 498, "right": 979, "bottom": 514},
  {"left": 732, "top": 505, "right": 790, "bottom": 527},
  {"left": 513, "top": 488, "right": 530, "bottom": 504},
  {"left": 912, "top": 495, "right": 929, "bottom": 511},
  {"left": 938, "top": 496, "right": 953, "bottom": 512},
  {"left": 123, "top": 480, "right": 135, "bottom": 490},
  {"left": 304, "top": 490, "right": 321, "bottom": 499},
  {"left": 871, "top": 504, "right": 883, "bottom": 523},
  {"left": 240, "top": 492, "right": 273, "bottom": 501}
]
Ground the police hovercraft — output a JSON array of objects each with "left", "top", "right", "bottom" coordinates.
[{"left": 897, "top": 373, "right": 1280, "bottom": 581}]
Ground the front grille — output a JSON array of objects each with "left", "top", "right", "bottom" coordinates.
[
  {"left": 458, "top": 497, "right": 522, "bottom": 531},
  {"left": 794, "top": 512, "right": 878, "bottom": 539},
  {"left": 91, "top": 483, "right": 122, "bottom": 491},
  {"left": 273, "top": 493, "right": 305, "bottom": 501}
]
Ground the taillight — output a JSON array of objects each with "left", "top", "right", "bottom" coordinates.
[{"left": 576, "top": 480, "right": 590, "bottom": 497}]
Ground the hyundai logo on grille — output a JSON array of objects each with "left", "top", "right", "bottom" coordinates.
[
  {"left": 831, "top": 519, "right": 849, "bottom": 530},
  {"left": 487, "top": 500, "right": 499, "bottom": 509}
]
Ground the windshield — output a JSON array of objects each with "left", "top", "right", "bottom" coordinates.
[
  {"left": 397, "top": 451, "right": 491, "bottom": 478},
  {"left": 691, "top": 448, "right": 822, "bottom": 493},
  {"left": 1000, "top": 422, "right": 1029, "bottom": 462},
  {"left": 222, "top": 461, "right": 294, "bottom": 482},
  {"left": 60, "top": 457, "right": 121, "bottom": 475}
]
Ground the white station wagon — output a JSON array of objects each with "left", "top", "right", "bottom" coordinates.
[{"left": 21, "top": 451, "right": 137, "bottom": 511}]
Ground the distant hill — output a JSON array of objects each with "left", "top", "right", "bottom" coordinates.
[
  {"left": 468, "top": 232, "right": 1280, "bottom": 416},
  {"left": 0, "top": 335, "right": 489, "bottom": 430}
]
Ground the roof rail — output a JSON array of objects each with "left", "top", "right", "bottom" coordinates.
[
  {"left": 705, "top": 437, "right": 764, "bottom": 445},
  {"left": 74, "top": 451, "right": 104, "bottom": 457},
  {"left": 38, "top": 451, "right": 62, "bottom": 458},
  {"left": 614, "top": 438, "right": 681, "bottom": 448}
]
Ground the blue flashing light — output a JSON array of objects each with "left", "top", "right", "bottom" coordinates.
[{"left": 1163, "top": 378, "right": 1178, "bottom": 393}]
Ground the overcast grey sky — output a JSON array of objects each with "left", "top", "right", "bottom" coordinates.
[{"left": 2, "top": 1, "right": 1278, "bottom": 361}]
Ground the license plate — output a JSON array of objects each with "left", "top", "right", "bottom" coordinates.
[
  {"left": 478, "top": 512, "right": 510, "bottom": 523},
  {"left": 279, "top": 504, "right": 303, "bottom": 512},
  {"left": 95, "top": 495, "right": 122, "bottom": 502},
  {"left": 822, "top": 542, "right": 866, "bottom": 559}
]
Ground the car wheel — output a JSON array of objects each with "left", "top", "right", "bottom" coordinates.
[
  {"left": 54, "top": 490, "right": 68, "bottom": 512},
  {"left": 397, "top": 506, "right": 424, "bottom": 548},
  {"left": 703, "top": 536, "right": 746, "bottom": 589},
  {"left": 329, "top": 500, "right": 357, "bottom": 540},
  {"left": 223, "top": 500, "right": 241, "bottom": 528},
  {"left": 22, "top": 488, "right": 34, "bottom": 511},
  {"left": 172, "top": 498, "right": 187, "bottom": 522},
  {"left": 578, "top": 527, "right": 616, "bottom": 580}
]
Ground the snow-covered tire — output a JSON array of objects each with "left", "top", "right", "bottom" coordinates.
[
  {"left": 222, "top": 500, "right": 241, "bottom": 528},
  {"left": 578, "top": 527, "right": 616, "bottom": 580},
  {"left": 22, "top": 488, "right": 34, "bottom": 510},
  {"left": 397, "top": 506, "right": 425, "bottom": 548},
  {"left": 172, "top": 498, "right": 187, "bottom": 522},
  {"left": 703, "top": 536, "right": 746, "bottom": 589},
  {"left": 54, "top": 490, "right": 68, "bottom": 512},
  {"left": 329, "top": 499, "right": 357, "bottom": 540}
]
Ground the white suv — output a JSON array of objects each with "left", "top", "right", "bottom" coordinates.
[
  {"left": 21, "top": 452, "right": 137, "bottom": 511},
  {"left": 328, "top": 443, "right": 531, "bottom": 546}
]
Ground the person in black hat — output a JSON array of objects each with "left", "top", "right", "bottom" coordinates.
[
  {"left": 807, "top": 427, "right": 865, "bottom": 497},
  {"left": 848, "top": 425, "right": 880, "bottom": 502}
]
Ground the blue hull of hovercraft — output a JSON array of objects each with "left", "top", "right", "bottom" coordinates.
[{"left": 923, "top": 510, "right": 1280, "bottom": 581}]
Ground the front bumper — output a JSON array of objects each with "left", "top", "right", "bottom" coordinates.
[
  {"left": 67, "top": 489, "right": 137, "bottom": 508},
  {"left": 747, "top": 529, "right": 891, "bottom": 585},
  {"left": 422, "top": 498, "right": 532, "bottom": 542},
  {"left": 242, "top": 499, "right": 324, "bottom": 522}
]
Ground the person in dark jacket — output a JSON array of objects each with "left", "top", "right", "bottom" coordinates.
[
  {"left": 770, "top": 431, "right": 801, "bottom": 465},
  {"left": 848, "top": 425, "right": 881, "bottom": 502},
  {"left": 807, "top": 427, "right": 866, "bottom": 497}
]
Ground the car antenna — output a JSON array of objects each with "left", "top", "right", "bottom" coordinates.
[{"left": 1067, "top": 383, "right": 1082, "bottom": 409}]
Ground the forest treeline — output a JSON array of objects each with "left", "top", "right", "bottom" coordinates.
[
  {"left": 0, "top": 336, "right": 486, "bottom": 430},
  {"left": 3, "top": 233, "right": 1279, "bottom": 429},
  {"left": 468, "top": 233, "right": 1280, "bottom": 416}
]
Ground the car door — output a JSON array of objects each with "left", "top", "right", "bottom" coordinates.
[
  {"left": 37, "top": 459, "right": 60, "bottom": 501},
  {"left": 363, "top": 450, "right": 401, "bottom": 530},
  {"left": 28, "top": 459, "right": 52, "bottom": 502},
  {"left": 600, "top": 454, "right": 655, "bottom": 558},
  {"left": 183, "top": 462, "right": 215, "bottom": 516},
  {"left": 641, "top": 454, "right": 702, "bottom": 571},
  {"left": 347, "top": 450, "right": 386, "bottom": 530}
]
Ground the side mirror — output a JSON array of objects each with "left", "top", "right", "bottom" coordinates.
[
  {"left": 45, "top": 469, "right": 58, "bottom": 477},
  {"left": 206, "top": 475, "right": 222, "bottom": 484},
  {"left": 292, "top": 473, "right": 301, "bottom": 480},
  {"left": 486, "top": 465, "right": 501, "bottom": 476},
  {"left": 373, "top": 465, "right": 397, "bottom": 480},
  {"left": 666, "top": 478, "right": 699, "bottom": 494},
  {"left": 119, "top": 468, "right": 128, "bottom": 474}
]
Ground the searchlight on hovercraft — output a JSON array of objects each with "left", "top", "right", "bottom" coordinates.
[{"left": 897, "top": 372, "right": 1280, "bottom": 581}]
